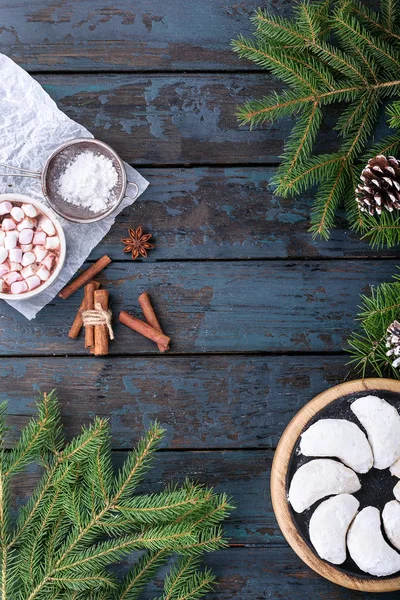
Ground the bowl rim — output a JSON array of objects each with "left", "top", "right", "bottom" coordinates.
[
  {"left": 270, "top": 377, "right": 400, "bottom": 592},
  {"left": 0, "top": 193, "right": 66, "bottom": 301}
]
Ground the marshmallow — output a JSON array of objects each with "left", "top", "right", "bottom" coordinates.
[
  {"left": 22, "top": 204, "right": 38, "bottom": 218},
  {"left": 37, "top": 265, "right": 50, "bottom": 281},
  {"left": 0, "top": 263, "right": 9, "bottom": 278},
  {"left": 0, "top": 247, "right": 8, "bottom": 264},
  {"left": 10, "top": 262, "right": 22, "bottom": 272},
  {"left": 25, "top": 275, "right": 41, "bottom": 290},
  {"left": 4, "top": 232, "right": 18, "bottom": 250},
  {"left": 33, "top": 246, "right": 47, "bottom": 262},
  {"left": 10, "top": 206, "right": 24, "bottom": 222},
  {"left": 11, "top": 280, "right": 28, "bottom": 294},
  {"left": 0, "top": 202, "right": 12, "bottom": 216},
  {"left": 20, "top": 244, "right": 33, "bottom": 252},
  {"left": 17, "top": 218, "right": 36, "bottom": 231},
  {"left": 21, "top": 265, "right": 35, "bottom": 279},
  {"left": 0, "top": 232, "right": 5, "bottom": 246},
  {"left": 2, "top": 218, "right": 16, "bottom": 231},
  {"left": 19, "top": 229, "right": 34, "bottom": 245},
  {"left": 33, "top": 231, "right": 46, "bottom": 246},
  {"left": 9, "top": 248, "right": 22, "bottom": 263},
  {"left": 3, "top": 271, "right": 22, "bottom": 285},
  {"left": 42, "top": 253, "right": 55, "bottom": 272},
  {"left": 45, "top": 236, "right": 60, "bottom": 250},
  {"left": 39, "top": 217, "right": 56, "bottom": 236},
  {"left": 21, "top": 252, "right": 35, "bottom": 267}
]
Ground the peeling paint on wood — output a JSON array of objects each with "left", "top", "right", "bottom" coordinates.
[
  {"left": 124, "top": 545, "right": 400, "bottom": 599},
  {"left": 34, "top": 73, "right": 288, "bottom": 165},
  {"left": 0, "top": 0, "right": 287, "bottom": 72},
  {"left": 90, "top": 167, "right": 396, "bottom": 261},
  {"left": 0, "top": 260, "right": 396, "bottom": 355},
  {"left": 0, "top": 355, "right": 348, "bottom": 449},
  {"left": 10, "top": 450, "right": 275, "bottom": 546}
]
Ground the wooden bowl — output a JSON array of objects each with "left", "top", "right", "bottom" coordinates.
[{"left": 271, "top": 378, "right": 400, "bottom": 592}]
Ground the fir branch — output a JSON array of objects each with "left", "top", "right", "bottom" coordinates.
[
  {"left": 5, "top": 390, "right": 59, "bottom": 478},
  {"left": 347, "top": 0, "right": 400, "bottom": 43},
  {"left": 0, "top": 394, "right": 231, "bottom": 600},
  {"left": 383, "top": 0, "right": 399, "bottom": 30},
  {"left": 347, "top": 271, "right": 400, "bottom": 378},
  {"left": 233, "top": 0, "right": 400, "bottom": 245},
  {"left": 0, "top": 454, "right": 10, "bottom": 600},
  {"left": 161, "top": 557, "right": 216, "bottom": 600},
  {"left": 117, "top": 549, "right": 168, "bottom": 600}
]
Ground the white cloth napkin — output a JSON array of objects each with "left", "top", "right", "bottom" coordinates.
[{"left": 0, "top": 54, "right": 149, "bottom": 319}]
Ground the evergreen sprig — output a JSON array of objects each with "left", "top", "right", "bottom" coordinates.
[
  {"left": 232, "top": 0, "right": 400, "bottom": 245},
  {"left": 347, "top": 270, "right": 400, "bottom": 377},
  {"left": 0, "top": 391, "right": 233, "bottom": 600}
]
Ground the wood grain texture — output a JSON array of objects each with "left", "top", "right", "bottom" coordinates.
[
  {"left": 11, "top": 452, "right": 400, "bottom": 598},
  {"left": 121, "top": 546, "right": 400, "bottom": 600},
  {"left": 29, "top": 74, "right": 388, "bottom": 166},
  {"left": 33, "top": 73, "right": 287, "bottom": 165},
  {"left": 0, "top": 260, "right": 396, "bottom": 355},
  {"left": 0, "top": 355, "right": 348, "bottom": 449},
  {"left": 0, "top": 0, "right": 390, "bottom": 595},
  {"left": 10, "top": 449, "right": 274, "bottom": 546},
  {"left": 89, "top": 167, "right": 398, "bottom": 261},
  {"left": 271, "top": 379, "right": 400, "bottom": 592},
  {"left": 0, "top": 0, "right": 286, "bottom": 72}
]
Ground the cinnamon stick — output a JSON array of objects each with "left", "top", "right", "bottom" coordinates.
[
  {"left": 68, "top": 296, "right": 87, "bottom": 339},
  {"left": 94, "top": 289, "right": 110, "bottom": 356},
  {"left": 119, "top": 311, "right": 170, "bottom": 352},
  {"left": 138, "top": 292, "right": 166, "bottom": 352},
  {"left": 59, "top": 256, "right": 111, "bottom": 300},
  {"left": 84, "top": 281, "right": 101, "bottom": 348}
]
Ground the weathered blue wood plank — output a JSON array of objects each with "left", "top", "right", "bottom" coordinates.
[
  {"left": 29, "top": 74, "right": 388, "bottom": 166},
  {"left": 123, "top": 546, "right": 400, "bottom": 599},
  {"left": 11, "top": 449, "right": 276, "bottom": 546},
  {"left": 0, "top": 260, "right": 396, "bottom": 355},
  {"left": 34, "top": 73, "right": 288, "bottom": 165},
  {"left": 0, "top": 355, "right": 347, "bottom": 449},
  {"left": 0, "top": 0, "right": 284, "bottom": 72},
  {"left": 11, "top": 452, "right": 400, "bottom": 594},
  {"left": 88, "top": 167, "right": 397, "bottom": 261}
]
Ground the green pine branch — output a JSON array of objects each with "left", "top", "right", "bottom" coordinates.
[
  {"left": 347, "top": 271, "right": 400, "bottom": 377},
  {"left": 0, "top": 391, "right": 233, "bottom": 600},
  {"left": 233, "top": 0, "right": 400, "bottom": 245}
]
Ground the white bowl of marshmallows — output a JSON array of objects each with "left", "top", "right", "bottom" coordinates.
[{"left": 0, "top": 194, "right": 66, "bottom": 300}]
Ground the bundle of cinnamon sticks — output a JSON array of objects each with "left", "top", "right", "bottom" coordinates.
[
  {"left": 68, "top": 281, "right": 111, "bottom": 355},
  {"left": 64, "top": 256, "right": 112, "bottom": 356},
  {"left": 63, "top": 255, "right": 171, "bottom": 354}
]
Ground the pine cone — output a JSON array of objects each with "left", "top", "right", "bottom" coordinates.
[
  {"left": 386, "top": 320, "right": 400, "bottom": 368},
  {"left": 356, "top": 154, "right": 400, "bottom": 216}
]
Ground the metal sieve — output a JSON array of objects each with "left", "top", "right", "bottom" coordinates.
[{"left": 0, "top": 138, "right": 139, "bottom": 224}]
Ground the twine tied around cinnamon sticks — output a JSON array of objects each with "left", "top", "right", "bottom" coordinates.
[{"left": 82, "top": 303, "right": 114, "bottom": 340}]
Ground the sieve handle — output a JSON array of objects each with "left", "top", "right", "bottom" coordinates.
[
  {"left": 125, "top": 181, "right": 139, "bottom": 200},
  {"left": 0, "top": 162, "right": 41, "bottom": 179}
]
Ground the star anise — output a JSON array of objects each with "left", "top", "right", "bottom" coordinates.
[{"left": 121, "top": 226, "right": 154, "bottom": 260}]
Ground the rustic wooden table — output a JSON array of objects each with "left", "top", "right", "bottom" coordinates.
[{"left": 0, "top": 1, "right": 398, "bottom": 598}]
